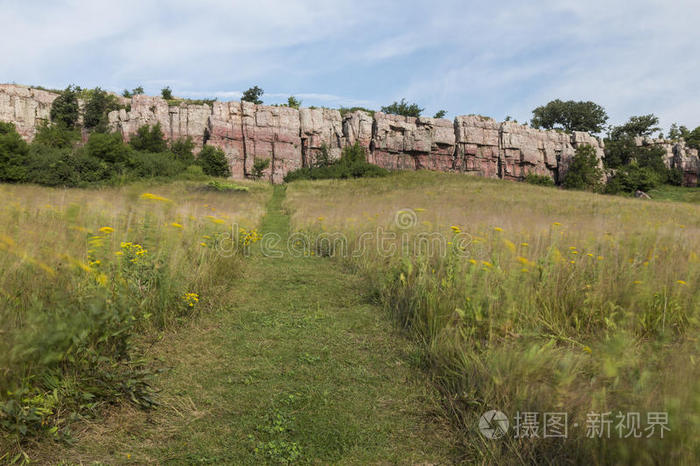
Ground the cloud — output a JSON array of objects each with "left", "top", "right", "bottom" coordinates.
[{"left": 0, "top": 0, "right": 698, "bottom": 130}]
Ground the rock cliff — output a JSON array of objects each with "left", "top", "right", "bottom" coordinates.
[{"left": 1, "top": 83, "right": 697, "bottom": 186}]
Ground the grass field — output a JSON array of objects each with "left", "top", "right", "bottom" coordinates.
[
  {"left": 286, "top": 172, "right": 699, "bottom": 464},
  {"left": 1, "top": 172, "right": 698, "bottom": 464}
]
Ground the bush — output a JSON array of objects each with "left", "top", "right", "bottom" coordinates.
[
  {"left": 252, "top": 158, "right": 271, "bottom": 179},
  {"left": 605, "top": 164, "right": 664, "bottom": 194},
  {"left": 562, "top": 144, "right": 603, "bottom": 191},
  {"left": 83, "top": 87, "right": 121, "bottom": 132},
  {"left": 524, "top": 173, "right": 555, "bottom": 186},
  {"left": 161, "top": 86, "right": 173, "bottom": 100},
  {"left": 197, "top": 146, "right": 231, "bottom": 177},
  {"left": 34, "top": 123, "right": 80, "bottom": 149},
  {"left": 24, "top": 145, "right": 113, "bottom": 186},
  {"left": 381, "top": 98, "right": 423, "bottom": 117},
  {"left": 86, "top": 132, "right": 131, "bottom": 165},
  {"left": 129, "top": 123, "right": 168, "bottom": 153},
  {"left": 170, "top": 137, "right": 195, "bottom": 165},
  {"left": 0, "top": 122, "right": 30, "bottom": 182},
  {"left": 127, "top": 151, "right": 186, "bottom": 179},
  {"left": 50, "top": 85, "right": 80, "bottom": 129},
  {"left": 242, "top": 86, "right": 264, "bottom": 104},
  {"left": 284, "top": 143, "right": 388, "bottom": 182},
  {"left": 202, "top": 180, "right": 249, "bottom": 192}
]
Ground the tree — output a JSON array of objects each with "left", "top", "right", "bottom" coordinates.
[
  {"left": 287, "top": 96, "right": 302, "bottom": 109},
  {"left": 85, "top": 132, "right": 131, "bottom": 165},
  {"left": 34, "top": 122, "right": 79, "bottom": 149},
  {"left": 684, "top": 126, "right": 700, "bottom": 150},
  {"left": 531, "top": 99, "right": 608, "bottom": 133},
  {"left": 562, "top": 144, "right": 603, "bottom": 191},
  {"left": 381, "top": 98, "right": 423, "bottom": 118},
  {"left": 129, "top": 123, "right": 168, "bottom": 153},
  {"left": 252, "top": 158, "right": 270, "bottom": 179},
  {"left": 0, "top": 122, "right": 30, "bottom": 182},
  {"left": 197, "top": 146, "right": 231, "bottom": 177},
  {"left": 170, "top": 137, "right": 195, "bottom": 164},
  {"left": 242, "top": 86, "right": 264, "bottom": 104},
  {"left": 122, "top": 89, "right": 132, "bottom": 98},
  {"left": 433, "top": 110, "right": 447, "bottom": 119},
  {"left": 50, "top": 85, "right": 81, "bottom": 129},
  {"left": 132, "top": 86, "right": 144, "bottom": 95},
  {"left": 84, "top": 87, "right": 120, "bottom": 132},
  {"left": 609, "top": 114, "right": 660, "bottom": 140},
  {"left": 161, "top": 86, "right": 173, "bottom": 100}
]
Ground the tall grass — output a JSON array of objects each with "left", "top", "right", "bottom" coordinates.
[
  {"left": 0, "top": 180, "right": 268, "bottom": 458},
  {"left": 286, "top": 171, "right": 699, "bottom": 464}
]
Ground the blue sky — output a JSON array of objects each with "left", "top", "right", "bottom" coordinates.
[{"left": 2, "top": 0, "right": 699, "bottom": 132}]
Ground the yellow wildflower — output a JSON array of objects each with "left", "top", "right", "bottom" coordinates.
[
  {"left": 493, "top": 227, "right": 503, "bottom": 232},
  {"left": 450, "top": 225, "right": 461, "bottom": 233},
  {"left": 98, "top": 226, "right": 114, "bottom": 234},
  {"left": 170, "top": 222, "right": 184, "bottom": 229},
  {"left": 520, "top": 242, "right": 529, "bottom": 247},
  {"left": 140, "top": 193, "right": 171, "bottom": 202},
  {"left": 633, "top": 280, "right": 642, "bottom": 284},
  {"left": 183, "top": 292, "right": 200, "bottom": 307},
  {"left": 677, "top": 280, "right": 687, "bottom": 285}
]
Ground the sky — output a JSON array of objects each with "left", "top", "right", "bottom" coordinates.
[{"left": 2, "top": 0, "right": 699, "bottom": 132}]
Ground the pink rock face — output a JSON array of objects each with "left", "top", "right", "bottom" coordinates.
[
  {"left": 342, "top": 110, "right": 373, "bottom": 152},
  {"left": 454, "top": 115, "right": 501, "bottom": 178},
  {"left": 0, "top": 84, "right": 58, "bottom": 140},
  {"left": 299, "top": 108, "right": 343, "bottom": 166},
  {"left": 370, "top": 112, "right": 456, "bottom": 170}
]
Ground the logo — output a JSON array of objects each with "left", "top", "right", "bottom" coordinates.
[{"left": 479, "top": 410, "right": 509, "bottom": 439}]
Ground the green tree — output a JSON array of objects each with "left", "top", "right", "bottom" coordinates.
[
  {"left": 50, "top": 85, "right": 81, "bottom": 129},
  {"left": 129, "top": 123, "right": 168, "bottom": 153},
  {"left": 197, "top": 146, "right": 231, "bottom": 177},
  {"left": 252, "top": 158, "right": 271, "bottom": 179},
  {"left": 170, "top": 137, "right": 195, "bottom": 164},
  {"left": 85, "top": 132, "right": 131, "bottom": 165},
  {"left": 381, "top": 98, "right": 423, "bottom": 118},
  {"left": 684, "top": 126, "right": 700, "bottom": 150},
  {"left": 0, "top": 122, "right": 30, "bottom": 182},
  {"left": 287, "top": 96, "right": 302, "bottom": 109},
  {"left": 433, "top": 110, "right": 447, "bottom": 119},
  {"left": 122, "top": 89, "right": 132, "bottom": 98},
  {"left": 242, "top": 86, "right": 264, "bottom": 104},
  {"left": 161, "top": 86, "right": 173, "bottom": 100},
  {"left": 609, "top": 114, "right": 660, "bottom": 139},
  {"left": 531, "top": 99, "right": 608, "bottom": 133},
  {"left": 34, "top": 122, "right": 80, "bottom": 149},
  {"left": 84, "top": 87, "right": 120, "bottom": 132},
  {"left": 562, "top": 144, "right": 603, "bottom": 191},
  {"left": 132, "top": 86, "right": 144, "bottom": 95}
]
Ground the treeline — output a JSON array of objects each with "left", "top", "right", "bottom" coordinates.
[{"left": 0, "top": 86, "right": 231, "bottom": 186}]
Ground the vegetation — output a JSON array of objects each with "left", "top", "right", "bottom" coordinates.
[
  {"left": 49, "top": 85, "right": 81, "bottom": 129},
  {"left": 122, "top": 86, "right": 144, "bottom": 98},
  {"left": 83, "top": 87, "right": 122, "bottom": 132},
  {"left": 286, "top": 96, "right": 302, "bottom": 109},
  {"left": 129, "top": 122, "right": 168, "bottom": 153},
  {"left": 252, "top": 157, "right": 270, "bottom": 179},
  {"left": 524, "top": 173, "right": 555, "bottom": 186},
  {"left": 433, "top": 110, "right": 447, "bottom": 119},
  {"left": 563, "top": 144, "right": 604, "bottom": 191},
  {"left": 286, "top": 170, "right": 699, "bottom": 464},
  {"left": 338, "top": 106, "right": 375, "bottom": 117},
  {"left": 196, "top": 145, "right": 231, "bottom": 178},
  {"left": 284, "top": 142, "right": 388, "bottom": 182},
  {"left": 531, "top": 99, "right": 609, "bottom": 133},
  {"left": 161, "top": 86, "right": 173, "bottom": 100},
  {"left": 381, "top": 98, "right": 424, "bottom": 118},
  {"left": 0, "top": 181, "right": 267, "bottom": 460},
  {"left": 242, "top": 86, "right": 264, "bottom": 104}
]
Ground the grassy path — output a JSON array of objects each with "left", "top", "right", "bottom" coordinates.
[{"left": 40, "top": 186, "right": 453, "bottom": 464}]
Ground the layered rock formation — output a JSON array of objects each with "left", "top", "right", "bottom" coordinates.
[
  {"left": 1, "top": 83, "right": 697, "bottom": 186},
  {"left": 0, "top": 84, "right": 58, "bottom": 140}
]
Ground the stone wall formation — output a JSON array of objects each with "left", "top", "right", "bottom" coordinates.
[{"left": 2, "top": 83, "right": 698, "bottom": 186}]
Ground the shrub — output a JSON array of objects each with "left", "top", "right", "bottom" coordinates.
[
  {"left": 524, "top": 173, "right": 555, "bottom": 186},
  {"left": 170, "top": 137, "right": 195, "bottom": 165},
  {"left": 161, "top": 86, "right": 173, "bottom": 100},
  {"left": 83, "top": 87, "right": 121, "bottom": 132},
  {"left": 433, "top": 110, "right": 447, "bottom": 119},
  {"left": 197, "top": 146, "right": 231, "bottom": 177},
  {"left": 129, "top": 123, "right": 168, "bottom": 153},
  {"left": 287, "top": 96, "right": 301, "bottom": 109},
  {"left": 49, "top": 85, "right": 80, "bottom": 129},
  {"left": 381, "top": 98, "right": 423, "bottom": 117},
  {"left": 605, "top": 164, "right": 664, "bottom": 194},
  {"left": 33, "top": 123, "right": 80, "bottom": 149},
  {"left": 242, "top": 86, "right": 264, "bottom": 104},
  {"left": 284, "top": 143, "right": 388, "bottom": 182},
  {"left": 252, "top": 158, "right": 271, "bottom": 179},
  {"left": 86, "top": 132, "right": 131, "bottom": 165},
  {"left": 0, "top": 122, "right": 30, "bottom": 182},
  {"left": 127, "top": 151, "right": 186, "bottom": 179},
  {"left": 202, "top": 180, "right": 249, "bottom": 192},
  {"left": 562, "top": 144, "right": 603, "bottom": 191}
]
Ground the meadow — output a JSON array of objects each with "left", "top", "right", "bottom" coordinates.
[
  {"left": 0, "top": 180, "right": 268, "bottom": 461},
  {"left": 0, "top": 171, "right": 697, "bottom": 464},
  {"left": 286, "top": 171, "right": 699, "bottom": 464}
]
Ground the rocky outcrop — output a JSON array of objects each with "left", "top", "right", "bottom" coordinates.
[
  {"left": 633, "top": 137, "right": 700, "bottom": 187},
  {"left": 0, "top": 84, "right": 58, "bottom": 140},
  {"left": 370, "top": 113, "right": 455, "bottom": 171},
  {"left": 299, "top": 108, "right": 343, "bottom": 166},
  {"left": 0, "top": 83, "right": 696, "bottom": 186}
]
